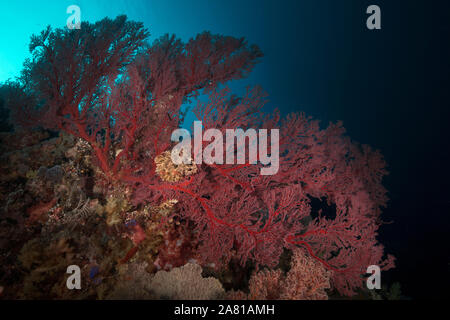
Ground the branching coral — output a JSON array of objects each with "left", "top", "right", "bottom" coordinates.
[
  {"left": 155, "top": 150, "right": 197, "bottom": 182},
  {"left": 2, "top": 15, "right": 395, "bottom": 297}
]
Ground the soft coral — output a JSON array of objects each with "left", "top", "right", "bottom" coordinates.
[{"left": 10, "top": 16, "right": 393, "bottom": 296}]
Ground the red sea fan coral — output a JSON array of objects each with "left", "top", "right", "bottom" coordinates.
[
  {"left": 133, "top": 87, "right": 394, "bottom": 295},
  {"left": 7, "top": 16, "right": 393, "bottom": 296}
]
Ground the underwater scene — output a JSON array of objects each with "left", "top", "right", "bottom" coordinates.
[{"left": 0, "top": 0, "right": 448, "bottom": 307}]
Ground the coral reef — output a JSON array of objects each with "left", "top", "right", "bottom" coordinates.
[
  {"left": 228, "top": 249, "right": 331, "bottom": 300},
  {"left": 0, "top": 15, "right": 395, "bottom": 299}
]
